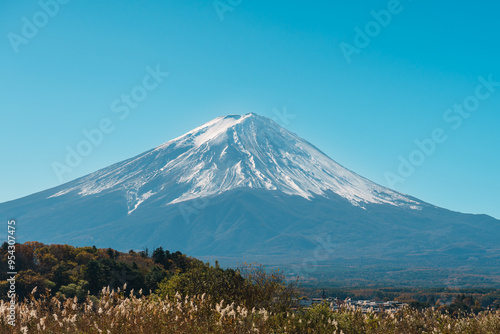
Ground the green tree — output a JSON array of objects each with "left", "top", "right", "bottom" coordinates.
[{"left": 84, "top": 260, "right": 103, "bottom": 295}]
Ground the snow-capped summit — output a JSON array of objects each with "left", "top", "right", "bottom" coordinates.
[{"left": 49, "top": 113, "right": 420, "bottom": 214}]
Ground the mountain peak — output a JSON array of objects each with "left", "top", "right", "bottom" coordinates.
[
  {"left": 49, "top": 113, "right": 422, "bottom": 213},
  {"left": 165, "top": 113, "right": 261, "bottom": 149},
  {"left": 223, "top": 112, "right": 256, "bottom": 119}
]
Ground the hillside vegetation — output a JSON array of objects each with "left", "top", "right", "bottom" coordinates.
[{"left": 1, "top": 242, "right": 499, "bottom": 333}]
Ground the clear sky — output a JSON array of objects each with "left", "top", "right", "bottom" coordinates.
[{"left": 1, "top": 0, "right": 499, "bottom": 218}]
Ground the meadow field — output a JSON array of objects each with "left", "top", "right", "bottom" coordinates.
[{"left": 1, "top": 288, "right": 499, "bottom": 334}]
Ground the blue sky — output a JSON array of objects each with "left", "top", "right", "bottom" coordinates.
[{"left": 1, "top": 0, "right": 499, "bottom": 218}]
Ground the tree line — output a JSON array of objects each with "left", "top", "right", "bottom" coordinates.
[{"left": 0, "top": 242, "right": 297, "bottom": 313}]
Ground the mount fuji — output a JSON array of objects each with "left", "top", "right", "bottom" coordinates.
[{"left": 1, "top": 113, "right": 499, "bottom": 285}]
